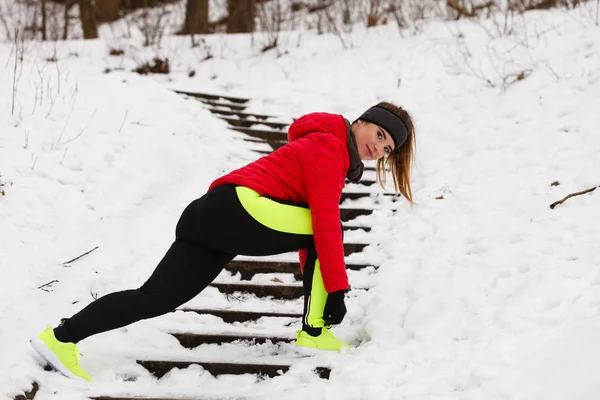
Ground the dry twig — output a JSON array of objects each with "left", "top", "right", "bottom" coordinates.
[
  {"left": 38, "top": 280, "right": 59, "bottom": 291},
  {"left": 549, "top": 186, "right": 598, "bottom": 209},
  {"left": 63, "top": 246, "right": 99, "bottom": 265}
]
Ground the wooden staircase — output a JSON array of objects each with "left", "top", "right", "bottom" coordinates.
[{"left": 17, "top": 91, "right": 400, "bottom": 400}]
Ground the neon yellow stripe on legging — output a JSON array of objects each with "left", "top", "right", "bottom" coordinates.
[
  {"left": 306, "top": 260, "right": 327, "bottom": 328},
  {"left": 235, "top": 186, "right": 313, "bottom": 235}
]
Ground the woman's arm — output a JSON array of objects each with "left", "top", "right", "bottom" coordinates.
[{"left": 300, "top": 133, "right": 349, "bottom": 293}]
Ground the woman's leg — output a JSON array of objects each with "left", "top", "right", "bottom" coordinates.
[
  {"left": 296, "top": 245, "right": 349, "bottom": 353},
  {"left": 177, "top": 185, "right": 315, "bottom": 256},
  {"left": 34, "top": 213, "right": 234, "bottom": 381},
  {"left": 56, "top": 184, "right": 312, "bottom": 343},
  {"left": 59, "top": 240, "right": 235, "bottom": 343},
  {"left": 300, "top": 246, "right": 330, "bottom": 334}
]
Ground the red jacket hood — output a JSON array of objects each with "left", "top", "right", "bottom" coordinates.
[{"left": 287, "top": 112, "right": 348, "bottom": 144}]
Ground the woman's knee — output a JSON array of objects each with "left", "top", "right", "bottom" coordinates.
[{"left": 135, "top": 286, "right": 188, "bottom": 317}]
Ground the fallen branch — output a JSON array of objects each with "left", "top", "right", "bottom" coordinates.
[
  {"left": 549, "top": 186, "right": 598, "bottom": 209},
  {"left": 63, "top": 246, "right": 99, "bottom": 265},
  {"left": 118, "top": 109, "right": 129, "bottom": 133},
  {"left": 38, "top": 280, "right": 59, "bottom": 290}
]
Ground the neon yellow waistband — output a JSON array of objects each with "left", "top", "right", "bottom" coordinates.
[{"left": 235, "top": 186, "right": 313, "bottom": 235}]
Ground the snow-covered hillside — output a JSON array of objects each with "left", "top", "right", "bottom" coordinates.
[{"left": 1, "top": 4, "right": 599, "bottom": 399}]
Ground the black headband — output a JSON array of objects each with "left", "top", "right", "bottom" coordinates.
[{"left": 358, "top": 105, "right": 408, "bottom": 149}]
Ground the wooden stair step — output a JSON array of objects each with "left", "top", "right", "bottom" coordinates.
[
  {"left": 341, "top": 192, "right": 399, "bottom": 201},
  {"left": 340, "top": 208, "right": 373, "bottom": 222},
  {"left": 173, "top": 90, "right": 249, "bottom": 104},
  {"left": 222, "top": 116, "right": 289, "bottom": 129},
  {"left": 232, "top": 127, "right": 287, "bottom": 141},
  {"left": 170, "top": 332, "right": 293, "bottom": 348},
  {"left": 344, "top": 225, "right": 371, "bottom": 232},
  {"left": 210, "top": 282, "right": 303, "bottom": 299},
  {"left": 242, "top": 138, "right": 286, "bottom": 151},
  {"left": 136, "top": 360, "right": 330, "bottom": 379},
  {"left": 210, "top": 282, "right": 369, "bottom": 299},
  {"left": 225, "top": 259, "right": 373, "bottom": 280},
  {"left": 202, "top": 100, "right": 247, "bottom": 111},
  {"left": 208, "top": 108, "right": 273, "bottom": 120},
  {"left": 13, "top": 382, "right": 39, "bottom": 400},
  {"left": 92, "top": 397, "right": 213, "bottom": 400},
  {"left": 252, "top": 149, "right": 272, "bottom": 156},
  {"left": 92, "top": 397, "right": 211, "bottom": 400},
  {"left": 354, "top": 179, "right": 376, "bottom": 186},
  {"left": 179, "top": 308, "right": 302, "bottom": 322}
]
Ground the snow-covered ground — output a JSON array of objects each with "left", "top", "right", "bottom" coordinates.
[{"left": 1, "top": 4, "right": 600, "bottom": 399}]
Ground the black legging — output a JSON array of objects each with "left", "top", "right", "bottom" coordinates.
[{"left": 62, "top": 184, "right": 322, "bottom": 343}]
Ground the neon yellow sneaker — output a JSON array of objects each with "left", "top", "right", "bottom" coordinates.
[
  {"left": 295, "top": 327, "right": 350, "bottom": 356},
  {"left": 30, "top": 327, "right": 91, "bottom": 381}
]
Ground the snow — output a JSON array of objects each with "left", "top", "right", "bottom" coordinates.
[{"left": 1, "top": 4, "right": 600, "bottom": 400}]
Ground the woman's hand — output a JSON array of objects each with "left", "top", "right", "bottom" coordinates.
[{"left": 323, "top": 290, "right": 347, "bottom": 325}]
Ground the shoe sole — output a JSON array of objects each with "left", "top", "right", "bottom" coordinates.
[{"left": 30, "top": 338, "right": 81, "bottom": 380}]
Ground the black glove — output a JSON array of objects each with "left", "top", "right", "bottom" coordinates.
[{"left": 323, "top": 290, "right": 347, "bottom": 325}]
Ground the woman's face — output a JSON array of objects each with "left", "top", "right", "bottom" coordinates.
[{"left": 352, "top": 120, "right": 395, "bottom": 161}]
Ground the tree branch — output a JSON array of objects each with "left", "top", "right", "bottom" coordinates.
[
  {"left": 38, "top": 280, "right": 59, "bottom": 290},
  {"left": 447, "top": 0, "right": 475, "bottom": 17},
  {"left": 549, "top": 186, "right": 598, "bottom": 209},
  {"left": 63, "top": 246, "right": 99, "bottom": 265}
]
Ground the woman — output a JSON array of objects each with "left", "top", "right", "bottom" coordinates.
[{"left": 31, "top": 101, "right": 416, "bottom": 381}]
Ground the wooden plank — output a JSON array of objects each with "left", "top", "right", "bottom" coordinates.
[
  {"left": 210, "top": 282, "right": 303, "bottom": 299},
  {"left": 201, "top": 100, "right": 247, "bottom": 111},
  {"left": 92, "top": 397, "right": 209, "bottom": 400},
  {"left": 173, "top": 90, "right": 249, "bottom": 104},
  {"left": 13, "top": 382, "right": 39, "bottom": 400},
  {"left": 355, "top": 179, "right": 376, "bottom": 186},
  {"left": 207, "top": 108, "right": 273, "bottom": 120},
  {"left": 231, "top": 127, "right": 288, "bottom": 141},
  {"left": 343, "top": 225, "right": 371, "bottom": 232},
  {"left": 179, "top": 308, "right": 302, "bottom": 322},
  {"left": 242, "top": 138, "right": 286, "bottom": 151},
  {"left": 136, "top": 360, "right": 330, "bottom": 379},
  {"left": 341, "top": 192, "right": 399, "bottom": 201},
  {"left": 340, "top": 208, "right": 373, "bottom": 222},
  {"left": 221, "top": 116, "right": 289, "bottom": 129},
  {"left": 170, "top": 332, "right": 293, "bottom": 348},
  {"left": 225, "top": 259, "right": 372, "bottom": 280}
]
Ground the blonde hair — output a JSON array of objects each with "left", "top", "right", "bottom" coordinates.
[{"left": 374, "top": 101, "right": 416, "bottom": 204}]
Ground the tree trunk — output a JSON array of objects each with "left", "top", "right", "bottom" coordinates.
[
  {"left": 95, "top": 0, "right": 121, "bottom": 23},
  {"left": 79, "top": 0, "right": 98, "bottom": 39},
  {"left": 181, "top": 0, "right": 208, "bottom": 34},
  {"left": 227, "top": 0, "right": 255, "bottom": 33},
  {"left": 63, "top": 0, "right": 74, "bottom": 40},
  {"left": 41, "top": 0, "right": 47, "bottom": 40}
]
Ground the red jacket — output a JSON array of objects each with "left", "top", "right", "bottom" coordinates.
[{"left": 209, "top": 112, "right": 349, "bottom": 292}]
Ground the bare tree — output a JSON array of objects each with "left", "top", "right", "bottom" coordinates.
[
  {"left": 367, "top": 0, "right": 383, "bottom": 27},
  {"left": 63, "top": 0, "right": 76, "bottom": 40},
  {"left": 136, "top": 0, "right": 169, "bottom": 47},
  {"left": 41, "top": 0, "right": 47, "bottom": 40},
  {"left": 79, "top": 0, "right": 98, "bottom": 38},
  {"left": 181, "top": 0, "right": 209, "bottom": 34},
  {"left": 256, "top": 0, "right": 282, "bottom": 51},
  {"left": 96, "top": 0, "right": 121, "bottom": 22},
  {"left": 227, "top": 0, "right": 255, "bottom": 33}
]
